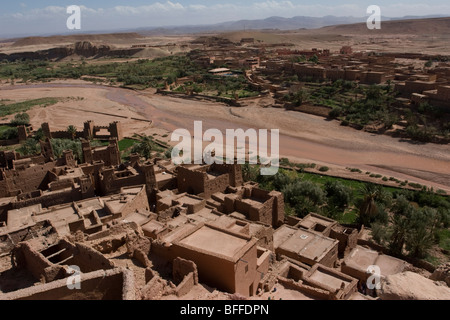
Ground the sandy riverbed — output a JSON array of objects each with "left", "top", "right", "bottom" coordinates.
[{"left": 1, "top": 80, "right": 448, "bottom": 192}]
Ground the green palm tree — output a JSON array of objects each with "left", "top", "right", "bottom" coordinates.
[
  {"left": 131, "top": 134, "right": 154, "bottom": 159},
  {"left": 389, "top": 213, "right": 409, "bottom": 256},
  {"left": 358, "top": 183, "right": 390, "bottom": 227},
  {"left": 67, "top": 125, "right": 77, "bottom": 140},
  {"left": 406, "top": 226, "right": 434, "bottom": 258}
]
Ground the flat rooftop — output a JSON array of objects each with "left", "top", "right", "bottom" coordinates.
[
  {"left": 241, "top": 197, "right": 265, "bottom": 207},
  {"left": 275, "top": 226, "right": 337, "bottom": 261},
  {"left": 307, "top": 266, "right": 354, "bottom": 291},
  {"left": 298, "top": 214, "right": 336, "bottom": 230},
  {"left": 155, "top": 172, "right": 174, "bottom": 183},
  {"left": 209, "top": 68, "right": 231, "bottom": 73},
  {"left": 178, "top": 225, "right": 249, "bottom": 260},
  {"left": 177, "top": 195, "right": 204, "bottom": 206},
  {"left": 344, "top": 246, "right": 408, "bottom": 277}
]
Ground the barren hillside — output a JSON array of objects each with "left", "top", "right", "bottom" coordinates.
[
  {"left": 12, "top": 33, "right": 143, "bottom": 47},
  {"left": 317, "top": 17, "right": 450, "bottom": 35}
]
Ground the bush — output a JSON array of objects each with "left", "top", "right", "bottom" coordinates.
[
  {"left": 328, "top": 107, "right": 342, "bottom": 119},
  {"left": 10, "top": 112, "right": 30, "bottom": 126},
  {"left": 0, "top": 127, "right": 18, "bottom": 140},
  {"left": 280, "top": 158, "right": 291, "bottom": 167},
  {"left": 324, "top": 181, "right": 353, "bottom": 210},
  {"left": 51, "top": 139, "right": 83, "bottom": 162},
  {"left": 17, "top": 138, "right": 40, "bottom": 156},
  {"left": 319, "top": 166, "right": 330, "bottom": 172},
  {"left": 282, "top": 180, "right": 326, "bottom": 217}
]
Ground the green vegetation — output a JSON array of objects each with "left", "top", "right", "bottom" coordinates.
[
  {"left": 0, "top": 126, "right": 18, "bottom": 140},
  {"left": 175, "top": 74, "right": 259, "bottom": 99},
  {"left": 17, "top": 138, "right": 40, "bottom": 156},
  {"left": 16, "top": 137, "right": 83, "bottom": 162},
  {"left": 51, "top": 139, "right": 83, "bottom": 162},
  {"left": 130, "top": 134, "right": 165, "bottom": 160},
  {"left": 284, "top": 79, "right": 450, "bottom": 142},
  {"left": 118, "top": 138, "right": 137, "bottom": 151},
  {"left": 0, "top": 56, "right": 260, "bottom": 98},
  {"left": 67, "top": 125, "right": 77, "bottom": 140},
  {"left": 0, "top": 98, "right": 59, "bottom": 117},
  {"left": 10, "top": 112, "right": 30, "bottom": 126},
  {"left": 347, "top": 167, "right": 362, "bottom": 173},
  {"left": 244, "top": 165, "right": 449, "bottom": 261}
]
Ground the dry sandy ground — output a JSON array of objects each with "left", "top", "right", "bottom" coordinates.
[
  {"left": 220, "top": 28, "right": 450, "bottom": 55},
  {"left": 0, "top": 80, "right": 152, "bottom": 137},
  {"left": 0, "top": 80, "right": 449, "bottom": 193}
]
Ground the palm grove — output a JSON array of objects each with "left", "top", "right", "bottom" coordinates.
[{"left": 244, "top": 166, "right": 449, "bottom": 262}]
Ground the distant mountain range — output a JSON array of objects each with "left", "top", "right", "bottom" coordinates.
[
  {"left": 136, "top": 14, "right": 449, "bottom": 35},
  {"left": 1, "top": 14, "right": 449, "bottom": 40}
]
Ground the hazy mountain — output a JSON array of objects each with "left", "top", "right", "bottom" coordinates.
[
  {"left": 317, "top": 16, "right": 450, "bottom": 35},
  {"left": 137, "top": 14, "right": 450, "bottom": 35}
]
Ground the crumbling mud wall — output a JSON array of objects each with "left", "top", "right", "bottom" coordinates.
[
  {"left": 0, "top": 268, "right": 135, "bottom": 300},
  {"left": 173, "top": 257, "right": 199, "bottom": 297}
]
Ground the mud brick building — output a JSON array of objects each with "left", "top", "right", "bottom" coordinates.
[
  {"left": 177, "top": 163, "right": 243, "bottom": 199},
  {"left": 42, "top": 121, "right": 123, "bottom": 141}
]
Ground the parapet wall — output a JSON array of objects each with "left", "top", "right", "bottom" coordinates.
[{"left": 0, "top": 268, "right": 135, "bottom": 300}]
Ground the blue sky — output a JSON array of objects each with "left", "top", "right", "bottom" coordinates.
[{"left": 1, "top": 1, "right": 450, "bottom": 37}]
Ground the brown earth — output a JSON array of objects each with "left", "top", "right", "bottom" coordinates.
[
  {"left": 1, "top": 81, "right": 448, "bottom": 193},
  {"left": 317, "top": 17, "right": 450, "bottom": 35},
  {"left": 11, "top": 33, "right": 143, "bottom": 47}
]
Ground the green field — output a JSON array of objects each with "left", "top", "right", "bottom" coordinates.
[
  {"left": 118, "top": 138, "right": 137, "bottom": 151},
  {"left": 0, "top": 98, "right": 59, "bottom": 117},
  {"left": 0, "top": 57, "right": 260, "bottom": 97}
]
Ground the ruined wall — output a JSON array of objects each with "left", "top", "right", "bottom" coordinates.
[
  {"left": 303, "top": 264, "right": 358, "bottom": 300},
  {"left": 11, "top": 188, "right": 82, "bottom": 210},
  {"left": 232, "top": 188, "right": 284, "bottom": 228},
  {"left": 268, "top": 190, "right": 284, "bottom": 227},
  {"left": 0, "top": 161, "right": 57, "bottom": 197},
  {"left": 210, "top": 163, "right": 243, "bottom": 187},
  {"left": 330, "top": 226, "right": 358, "bottom": 254},
  {"left": 204, "top": 174, "right": 230, "bottom": 199},
  {"left": 2, "top": 269, "right": 134, "bottom": 300},
  {"left": 114, "top": 187, "right": 150, "bottom": 218},
  {"left": 251, "top": 224, "right": 274, "bottom": 251},
  {"left": 251, "top": 197, "right": 274, "bottom": 227},
  {"left": 100, "top": 170, "right": 144, "bottom": 195},
  {"left": 71, "top": 242, "right": 115, "bottom": 272},
  {"left": 13, "top": 242, "right": 52, "bottom": 281},
  {"left": 177, "top": 167, "right": 206, "bottom": 195},
  {"left": 173, "top": 257, "right": 199, "bottom": 297},
  {"left": 277, "top": 277, "right": 332, "bottom": 300}
]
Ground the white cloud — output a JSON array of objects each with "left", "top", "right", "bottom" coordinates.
[{"left": 1, "top": 1, "right": 450, "bottom": 36}]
